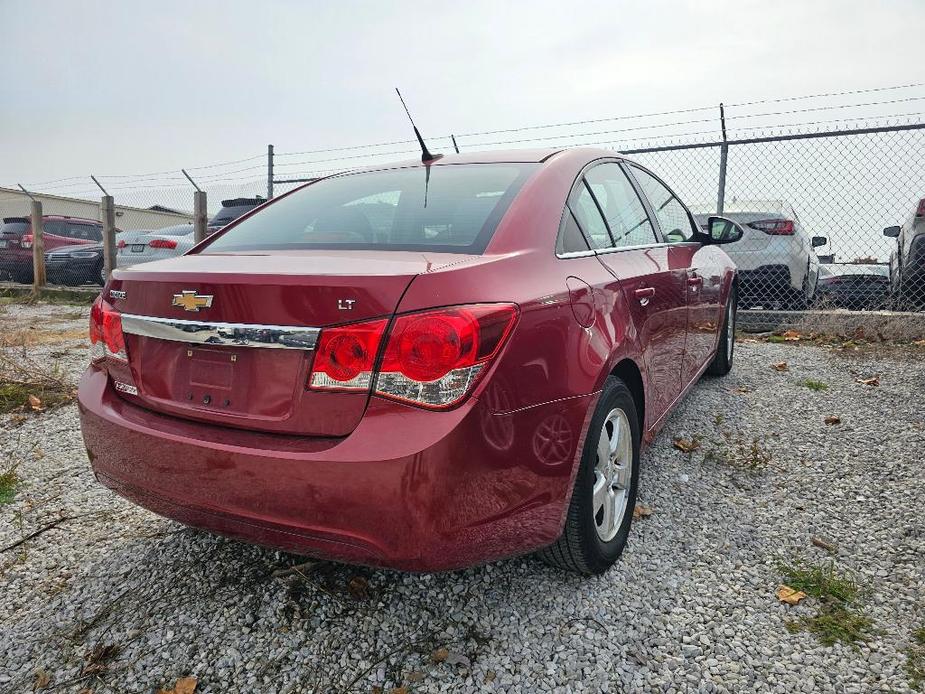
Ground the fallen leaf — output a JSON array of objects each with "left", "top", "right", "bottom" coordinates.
[
  {"left": 371, "top": 688, "right": 383, "bottom": 694},
  {"left": 913, "top": 339, "right": 925, "bottom": 347},
  {"left": 672, "top": 437, "right": 700, "bottom": 453},
  {"left": 633, "top": 504, "right": 653, "bottom": 519},
  {"left": 824, "top": 415, "right": 841, "bottom": 426},
  {"left": 782, "top": 330, "right": 801, "bottom": 341},
  {"left": 731, "top": 386, "right": 753, "bottom": 395},
  {"left": 484, "top": 670, "right": 497, "bottom": 684},
  {"left": 389, "top": 687, "right": 409, "bottom": 694},
  {"left": 406, "top": 671, "right": 425, "bottom": 683},
  {"left": 77, "top": 689, "right": 93, "bottom": 694},
  {"left": 444, "top": 651, "right": 472, "bottom": 668},
  {"left": 157, "top": 676, "right": 197, "bottom": 694},
  {"left": 431, "top": 647, "right": 449, "bottom": 663},
  {"left": 28, "top": 394, "right": 43, "bottom": 411},
  {"left": 347, "top": 576, "right": 369, "bottom": 600},
  {"left": 811, "top": 536, "right": 838, "bottom": 552},
  {"left": 33, "top": 670, "right": 51, "bottom": 691},
  {"left": 776, "top": 584, "right": 807, "bottom": 606},
  {"left": 855, "top": 376, "right": 880, "bottom": 386},
  {"left": 771, "top": 361, "right": 788, "bottom": 372}
]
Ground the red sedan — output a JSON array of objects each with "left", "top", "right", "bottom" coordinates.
[{"left": 78, "top": 148, "right": 743, "bottom": 574}]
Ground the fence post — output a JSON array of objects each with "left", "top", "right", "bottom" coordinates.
[
  {"left": 267, "top": 144, "right": 274, "bottom": 200},
  {"left": 31, "top": 199, "right": 45, "bottom": 290},
  {"left": 193, "top": 190, "right": 208, "bottom": 243},
  {"left": 716, "top": 103, "right": 728, "bottom": 215},
  {"left": 101, "top": 195, "right": 116, "bottom": 280}
]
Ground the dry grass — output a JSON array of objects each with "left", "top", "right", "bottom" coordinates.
[{"left": 0, "top": 349, "right": 77, "bottom": 415}]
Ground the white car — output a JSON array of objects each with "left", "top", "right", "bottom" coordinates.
[
  {"left": 116, "top": 223, "right": 194, "bottom": 269},
  {"left": 693, "top": 200, "right": 827, "bottom": 309}
]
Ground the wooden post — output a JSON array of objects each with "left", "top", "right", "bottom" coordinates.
[
  {"left": 193, "top": 191, "right": 207, "bottom": 243},
  {"left": 31, "top": 200, "right": 45, "bottom": 289},
  {"left": 101, "top": 195, "right": 116, "bottom": 281}
]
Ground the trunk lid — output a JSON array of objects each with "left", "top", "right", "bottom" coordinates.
[{"left": 108, "top": 251, "right": 476, "bottom": 436}]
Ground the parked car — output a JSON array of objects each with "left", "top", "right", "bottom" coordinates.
[
  {"left": 207, "top": 197, "right": 265, "bottom": 235},
  {"left": 815, "top": 263, "right": 890, "bottom": 310},
  {"left": 44, "top": 243, "right": 106, "bottom": 286},
  {"left": 0, "top": 215, "right": 106, "bottom": 284},
  {"left": 884, "top": 197, "right": 925, "bottom": 309},
  {"left": 117, "top": 223, "right": 194, "bottom": 269},
  {"left": 693, "top": 201, "right": 826, "bottom": 309},
  {"left": 79, "top": 148, "right": 744, "bottom": 575}
]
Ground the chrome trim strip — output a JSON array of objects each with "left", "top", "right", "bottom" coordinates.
[{"left": 120, "top": 313, "right": 320, "bottom": 350}]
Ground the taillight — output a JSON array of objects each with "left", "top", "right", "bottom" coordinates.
[
  {"left": 377, "top": 304, "right": 517, "bottom": 409},
  {"left": 117, "top": 239, "right": 126, "bottom": 249},
  {"left": 307, "top": 304, "right": 518, "bottom": 409},
  {"left": 748, "top": 219, "right": 795, "bottom": 235},
  {"left": 89, "top": 298, "right": 127, "bottom": 362},
  {"left": 148, "top": 238, "right": 177, "bottom": 249},
  {"left": 309, "top": 319, "right": 388, "bottom": 391},
  {"left": 916, "top": 198, "right": 925, "bottom": 218},
  {"left": 20, "top": 234, "right": 33, "bottom": 249}
]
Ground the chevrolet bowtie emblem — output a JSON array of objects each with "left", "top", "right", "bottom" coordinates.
[{"left": 172, "top": 290, "right": 214, "bottom": 312}]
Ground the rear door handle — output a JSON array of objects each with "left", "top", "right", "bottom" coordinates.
[
  {"left": 634, "top": 287, "right": 656, "bottom": 305},
  {"left": 688, "top": 275, "right": 704, "bottom": 287}
]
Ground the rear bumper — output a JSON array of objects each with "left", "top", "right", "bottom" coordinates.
[
  {"left": 737, "top": 264, "right": 798, "bottom": 300},
  {"left": 78, "top": 366, "right": 594, "bottom": 571}
]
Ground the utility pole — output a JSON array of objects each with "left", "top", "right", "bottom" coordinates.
[{"left": 267, "top": 144, "right": 274, "bottom": 200}]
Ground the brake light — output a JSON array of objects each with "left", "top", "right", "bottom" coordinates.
[
  {"left": 748, "top": 219, "right": 795, "bottom": 235},
  {"left": 309, "top": 319, "right": 388, "bottom": 391},
  {"left": 916, "top": 198, "right": 925, "bottom": 218},
  {"left": 307, "top": 304, "right": 518, "bottom": 409},
  {"left": 148, "top": 238, "right": 177, "bottom": 249},
  {"left": 89, "top": 298, "right": 127, "bottom": 361},
  {"left": 377, "top": 304, "right": 517, "bottom": 409},
  {"left": 117, "top": 239, "right": 126, "bottom": 249},
  {"left": 20, "top": 233, "right": 33, "bottom": 249}
]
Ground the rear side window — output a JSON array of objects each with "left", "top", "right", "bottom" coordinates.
[
  {"left": 44, "top": 221, "right": 68, "bottom": 237},
  {"left": 68, "top": 224, "right": 102, "bottom": 241},
  {"left": 628, "top": 165, "right": 697, "bottom": 242},
  {"left": 556, "top": 210, "right": 591, "bottom": 255},
  {"left": 203, "top": 164, "right": 538, "bottom": 254},
  {"left": 585, "top": 164, "right": 657, "bottom": 248},
  {"left": 570, "top": 184, "right": 611, "bottom": 250}
]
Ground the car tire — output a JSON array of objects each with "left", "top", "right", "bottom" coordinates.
[
  {"left": 539, "top": 376, "right": 640, "bottom": 575},
  {"left": 13, "top": 270, "right": 33, "bottom": 285},
  {"left": 97, "top": 262, "right": 106, "bottom": 286},
  {"left": 707, "top": 286, "right": 736, "bottom": 376}
]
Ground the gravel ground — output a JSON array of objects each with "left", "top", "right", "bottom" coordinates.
[{"left": 1, "top": 301, "right": 924, "bottom": 693}]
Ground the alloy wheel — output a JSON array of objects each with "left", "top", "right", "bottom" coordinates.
[{"left": 593, "top": 407, "right": 633, "bottom": 542}]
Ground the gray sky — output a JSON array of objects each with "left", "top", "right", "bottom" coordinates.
[{"left": 2, "top": 0, "right": 923, "bottom": 193}]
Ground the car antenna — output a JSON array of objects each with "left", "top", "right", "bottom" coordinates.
[{"left": 395, "top": 88, "right": 442, "bottom": 163}]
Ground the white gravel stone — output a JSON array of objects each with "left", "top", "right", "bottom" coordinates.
[{"left": 1, "top": 303, "right": 924, "bottom": 692}]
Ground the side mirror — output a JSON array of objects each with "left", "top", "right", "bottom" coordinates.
[
  {"left": 811, "top": 236, "right": 827, "bottom": 248},
  {"left": 704, "top": 216, "right": 744, "bottom": 244},
  {"left": 883, "top": 225, "right": 901, "bottom": 238}
]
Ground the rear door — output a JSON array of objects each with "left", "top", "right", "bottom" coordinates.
[
  {"left": 627, "top": 163, "right": 722, "bottom": 386},
  {"left": 576, "top": 162, "right": 688, "bottom": 425}
]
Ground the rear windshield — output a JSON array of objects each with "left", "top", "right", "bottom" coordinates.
[
  {"left": 202, "top": 164, "right": 538, "bottom": 254},
  {"left": 0, "top": 221, "right": 29, "bottom": 236},
  {"left": 157, "top": 224, "right": 194, "bottom": 236}
]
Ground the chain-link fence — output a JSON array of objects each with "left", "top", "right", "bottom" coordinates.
[
  {"left": 4, "top": 86, "right": 924, "bottom": 311},
  {"left": 0, "top": 178, "right": 267, "bottom": 289},
  {"left": 625, "top": 124, "right": 925, "bottom": 311}
]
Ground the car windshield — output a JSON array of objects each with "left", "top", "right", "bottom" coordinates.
[
  {"left": 202, "top": 164, "right": 538, "bottom": 254},
  {"left": 209, "top": 207, "right": 253, "bottom": 228},
  {"left": 820, "top": 264, "right": 889, "bottom": 277}
]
